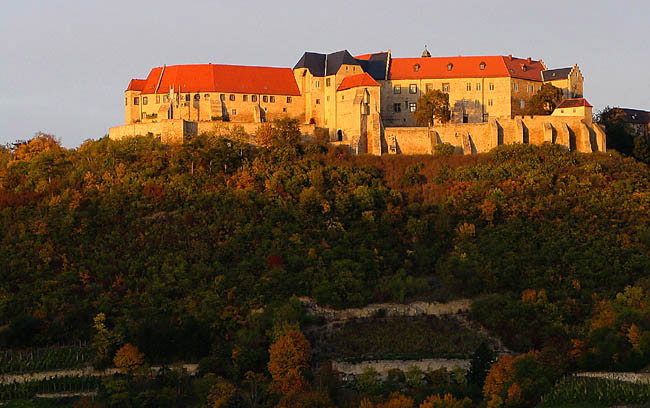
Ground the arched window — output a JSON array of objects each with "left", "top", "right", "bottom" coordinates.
[
  {"left": 447, "top": 63, "right": 453, "bottom": 71},
  {"left": 413, "top": 64, "right": 421, "bottom": 72},
  {"left": 479, "top": 62, "right": 486, "bottom": 70}
]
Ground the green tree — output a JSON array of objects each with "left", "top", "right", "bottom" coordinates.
[
  {"left": 596, "top": 106, "right": 636, "bottom": 156},
  {"left": 413, "top": 90, "right": 451, "bottom": 126},
  {"left": 524, "top": 83, "right": 563, "bottom": 115}
]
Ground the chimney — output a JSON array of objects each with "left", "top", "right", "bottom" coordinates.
[
  {"left": 527, "top": 57, "right": 532, "bottom": 63},
  {"left": 508, "top": 54, "right": 512, "bottom": 61}
]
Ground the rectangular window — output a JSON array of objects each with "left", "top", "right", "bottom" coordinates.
[
  {"left": 229, "top": 94, "right": 235, "bottom": 101},
  {"left": 315, "top": 99, "right": 320, "bottom": 104},
  {"left": 194, "top": 94, "right": 200, "bottom": 101},
  {"left": 251, "top": 95, "right": 257, "bottom": 102},
  {"left": 287, "top": 96, "right": 292, "bottom": 103},
  {"left": 134, "top": 97, "right": 139, "bottom": 105},
  {"left": 283, "top": 107, "right": 287, "bottom": 112},
  {"left": 513, "top": 83, "right": 519, "bottom": 92},
  {"left": 125, "top": 97, "right": 128, "bottom": 106},
  {"left": 409, "top": 84, "right": 417, "bottom": 94},
  {"left": 426, "top": 83, "right": 433, "bottom": 92},
  {"left": 204, "top": 94, "right": 210, "bottom": 100},
  {"left": 488, "top": 99, "right": 493, "bottom": 106},
  {"left": 232, "top": 109, "right": 237, "bottom": 115},
  {"left": 489, "top": 83, "right": 495, "bottom": 91},
  {"left": 475, "top": 100, "right": 480, "bottom": 107},
  {"left": 466, "top": 83, "right": 471, "bottom": 91},
  {"left": 156, "top": 95, "right": 160, "bottom": 104},
  {"left": 220, "top": 94, "right": 225, "bottom": 101},
  {"left": 442, "top": 83, "right": 450, "bottom": 92},
  {"left": 409, "top": 102, "right": 417, "bottom": 112},
  {"left": 393, "top": 85, "right": 401, "bottom": 94},
  {"left": 163, "top": 95, "right": 169, "bottom": 103},
  {"left": 528, "top": 84, "right": 534, "bottom": 93},
  {"left": 326, "top": 78, "right": 331, "bottom": 87},
  {"left": 270, "top": 96, "right": 275, "bottom": 103},
  {"left": 142, "top": 96, "right": 148, "bottom": 105},
  {"left": 326, "top": 96, "right": 330, "bottom": 101},
  {"left": 520, "top": 100, "right": 525, "bottom": 109},
  {"left": 393, "top": 103, "right": 401, "bottom": 113},
  {"left": 315, "top": 80, "right": 320, "bottom": 88},
  {"left": 476, "top": 83, "right": 481, "bottom": 91},
  {"left": 243, "top": 95, "right": 248, "bottom": 102},
  {"left": 263, "top": 95, "right": 268, "bottom": 102},
  {"left": 185, "top": 94, "right": 190, "bottom": 102}
]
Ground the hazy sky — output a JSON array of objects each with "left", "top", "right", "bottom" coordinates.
[{"left": 1, "top": 0, "right": 648, "bottom": 147}]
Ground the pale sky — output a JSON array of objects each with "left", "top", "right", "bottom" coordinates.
[{"left": 1, "top": 0, "right": 648, "bottom": 147}]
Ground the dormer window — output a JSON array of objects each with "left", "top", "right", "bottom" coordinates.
[
  {"left": 413, "top": 64, "right": 421, "bottom": 72},
  {"left": 479, "top": 62, "right": 486, "bottom": 70},
  {"left": 521, "top": 65, "right": 528, "bottom": 72},
  {"left": 447, "top": 63, "right": 453, "bottom": 71}
]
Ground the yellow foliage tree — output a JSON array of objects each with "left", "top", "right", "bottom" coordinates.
[
  {"left": 113, "top": 343, "right": 144, "bottom": 374},
  {"left": 206, "top": 378, "right": 236, "bottom": 408}
]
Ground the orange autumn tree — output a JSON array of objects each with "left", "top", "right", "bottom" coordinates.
[
  {"left": 113, "top": 343, "right": 144, "bottom": 374},
  {"left": 378, "top": 392, "right": 414, "bottom": 408},
  {"left": 268, "top": 329, "right": 311, "bottom": 395},
  {"left": 419, "top": 393, "right": 472, "bottom": 408},
  {"left": 484, "top": 351, "right": 559, "bottom": 408}
]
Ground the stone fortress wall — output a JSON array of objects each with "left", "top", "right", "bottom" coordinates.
[{"left": 384, "top": 115, "right": 606, "bottom": 155}]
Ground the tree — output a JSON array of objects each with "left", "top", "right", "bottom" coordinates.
[
  {"left": 206, "top": 378, "right": 237, "bottom": 408},
  {"left": 268, "top": 329, "right": 311, "bottom": 395},
  {"left": 413, "top": 90, "right": 451, "bottom": 126},
  {"left": 113, "top": 343, "right": 144, "bottom": 374},
  {"left": 467, "top": 342, "right": 496, "bottom": 389},
  {"left": 92, "top": 313, "right": 123, "bottom": 362},
  {"left": 378, "top": 392, "right": 414, "bottom": 408},
  {"left": 524, "top": 84, "right": 563, "bottom": 115},
  {"left": 595, "top": 106, "right": 650, "bottom": 161},
  {"left": 255, "top": 118, "right": 302, "bottom": 149},
  {"left": 419, "top": 393, "right": 472, "bottom": 408}
]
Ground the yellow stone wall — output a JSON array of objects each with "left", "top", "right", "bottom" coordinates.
[
  {"left": 379, "top": 76, "right": 533, "bottom": 126},
  {"left": 384, "top": 115, "right": 606, "bottom": 156},
  {"left": 126, "top": 91, "right": 305, "bottom": 125}
]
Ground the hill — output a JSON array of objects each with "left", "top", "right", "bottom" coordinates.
[{"left": 2, "top": 123, "right": 650, "bottom": 406}]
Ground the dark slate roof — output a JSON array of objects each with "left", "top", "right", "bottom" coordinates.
[
  {"left": 357, "top": 52, "right": 389, "bottom": 80},
  {"left": 614, "top": 108, "right": 650, "bottom": 125},
  {"left": 294, "top": 52, "right": 326, "bottom": 76},
  {"left": 294, "top": 50, "right": 361, "bottom": 77},
  {"left": 541, "top": 67, "right": 572, "bottom": 81}
]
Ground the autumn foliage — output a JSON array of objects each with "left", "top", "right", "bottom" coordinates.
[
  {"left": 113, "top": 343, "right": 144, "bottom": 374},
  {"left": 268, "top": 329, "right": 311, "bottom": 395}
]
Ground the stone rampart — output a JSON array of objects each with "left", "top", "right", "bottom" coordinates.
[
  {"left": 109, "top": 119, "right": 318, "bottom": 144},
  {"left": 331, "top": 358, "right": 469, "bottom": 380},
  {"left": 384, "top": 115, "right": 606, "bottom": 155},
  {"left": 299, "top": 298, "right": 471, "bottom": 322},
  {"left": 575, "top": 372, "right": 650, "bottom": 384}
]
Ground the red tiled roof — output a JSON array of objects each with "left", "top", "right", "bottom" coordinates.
[
  {"left": 126, "top": 79, "right": 146, "bottom": 91},
  {"left": 388, "top": 55, "right": 545, "bottom": 81},
  {"left": 354, "top": 53, "right": 375, "bottom": 60},
  {"left": 556, "top": 98, "right": 593, "bottom": 109},
  {"left": 337, "top": 73, "right": 380, "bottom": 91},
  {"left": 130, "top": 64, "right": 301, "bottom": 95}
]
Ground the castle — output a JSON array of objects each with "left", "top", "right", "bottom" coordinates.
[{"left": 109, "top": 49, "right": 606, "bottom": 154}]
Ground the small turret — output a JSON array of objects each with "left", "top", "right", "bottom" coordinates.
[{"left": 421, "top": 46, "right": 431, "bottom": 58}]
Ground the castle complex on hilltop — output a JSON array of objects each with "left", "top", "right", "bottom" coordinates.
[{"left": 110, "top": 48, "right": 605, "bottom": 155}]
